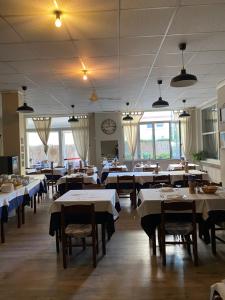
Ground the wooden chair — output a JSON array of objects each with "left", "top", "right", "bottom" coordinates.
[
  {"left": 160, "top": 200, "right": 198, "bottom": 266},
  {"left": 117, "top": 175, "right": 136, "bottom": 208},
  {"left": 109, "top": 167, "right": 123, "bottom": 172},
  {"left": 83, "top": 184, "right": 105, "bottom": 189},
  {"left": 211, "top": 221, "right": 225, "bottom": 255},
  {"left": 61, "top": 204, "right": 97, "bottom": 268},
  {"left": 65, "top": 177, "right": 84, "bottom": 192},
  {"left": 153, "top": 175, "right": 171, "bottom": 185},
  {"left": 41, "top": 168, "right": 57, "bottom": 193},
  {"left": 143, "top": 167, "right": 155, "bottom": 172}
]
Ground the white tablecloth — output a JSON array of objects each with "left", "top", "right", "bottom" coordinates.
[
  {"left": 210, "top": 280, "right": 225, "bottom": 299},
  {"left": 167, "top": 163, "right": 199, "bottom": 171},
  {"left": 102, "top": 165, "right": 128, "bottom": 173},
  {"left": 133, "top": 165, "right": 158, "bottom": 172},
  {"left": 137, "top": 187, "right": 225, "bottom": 220},
  {"left": 57, "top": 173, "right": 98, "bottom": 185},
  {"left": 0, "top": 179, "right": 41, "bottom": 208},
  {"left": 50, "top": 189, "right": 119, "bottom": 220},
  {"left": 74, "top": 166, "right": 98, "bottom": 173},
  {"left": 105, "top": 170, "right": 208, "bottom": 186}
]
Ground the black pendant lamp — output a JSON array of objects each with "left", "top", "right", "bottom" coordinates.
[
  {"left": 152, "top": 80, "right": 169, "bottom": 108},
  {"left": 170, "top": 43, "right": 197, "bottom": 87},
  {"left": 179, "top": 99, "right": 190, "bottom": 118},
  {"left": 17, "top": 86, "right": 34, "bottom": 113},
  {"left": 68, "top": 105, "right": 79, "bottom": 123},
  {"left": 123, "top": 102, "right": 133, "bottom": 121}
]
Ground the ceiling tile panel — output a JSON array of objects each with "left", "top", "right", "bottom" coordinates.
[
  {"left": 121, "top": 0, "right": 177, "bottom": 9},
  {"left": 169, "top": 4, "right": 225, "bottom": 34},
  {"left": 65, "top": 11, "right": 117, "bottom": 39},
  {"left": 120, "top": 36, "right": 162, "bottom": 55},
  {"left": 0, "top": 18, "right": 21, "bottom": 42},
  {"left": 120, "top": 8, "right": 175, "bottom": 36}
]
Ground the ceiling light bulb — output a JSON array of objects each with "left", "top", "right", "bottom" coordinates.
[
  {"left": 55, "top": 11, "right": 62, "bottom": 28},
  {"left": 82, "top": 70, "right": 88, "bottom": 81}
]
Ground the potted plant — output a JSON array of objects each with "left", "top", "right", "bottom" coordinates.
[{"left": 192, "top": 151, "right": 206, "bottom": 162}]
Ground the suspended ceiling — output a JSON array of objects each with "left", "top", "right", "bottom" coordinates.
[{"left": 1, "top": 0, "right": 225, "bottom": 115}]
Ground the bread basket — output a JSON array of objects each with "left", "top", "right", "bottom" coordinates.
[{"left": 202, "top": 185, "right": 218, "bottom": 194}]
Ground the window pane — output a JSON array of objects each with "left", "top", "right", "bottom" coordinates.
[
  {"left": 155, "top": 123, "right": 170, "bottom": 159},
  {"left": 140, "top": 124, "right": 153, "bottom": 159},
  {"left": 170, "top": 122, "right": 180, "bottom": 159},
  {"left": 47, "top": 132, "right": 59, "bottom": 163},
  {"left": 27, "top": 132, "right": 46, "bottom": 166},
  {"left": 202, "top": 105, "right": 217, "bottom": 133},
  {"left": 63, "top": 131, "right": 79, "bottom": 159},
  {"left": 203, "top": 133, "right": 218, "bottom": 159}
]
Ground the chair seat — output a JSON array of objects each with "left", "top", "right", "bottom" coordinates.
[
  {"left": 65, "top": 224, "right": 92, "bottom": 237},
  {"left": 165, "top": 222, "right": 193, "bottom": 235}
]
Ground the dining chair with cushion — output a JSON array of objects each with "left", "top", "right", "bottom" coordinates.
[
  {"left": 160, "top": 200, "right": 198, "bottom": 266},
  {"left": 65, "top": 177, "right": 84, "bottom": 192},
  {"left": 41, "top": 168, "right": 57, "bottom": 193},
  {"left": 117, "top": 175, "right": 136, "bottom": 208},
  {"left": 143, "top": 167, "right": 155, "bottom": 172},
  {"left": 109, "top": 167, "right": 123, "bottom": 172},
  {"left": 210, "top": 221, "right": 225, "bottom": 255},
  {"left": 83, "top": 183, "right": 105, "bottom": 189},
  {"left": 153, "top": 175, "right": 171, "bottom": 185},
  {"left": 61, "top": 204, "right": 97, "bottom": 268}
]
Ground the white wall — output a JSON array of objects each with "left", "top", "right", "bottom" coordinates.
[{"left": 94, "top": 112, "right": 124, "bottom": 169}]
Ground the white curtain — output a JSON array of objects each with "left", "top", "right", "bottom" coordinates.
[
  {"left": 123, "top": 114, "right": 143, "bottom": 162},
  {"left": 179, "top": 109, "right": 194, "bottom": 160},
  {"left": 70, "top": 118, "right": 89, "bottom": 162},
  {"left": 32, "top": 117, "right": 52, "bottom": 155}
]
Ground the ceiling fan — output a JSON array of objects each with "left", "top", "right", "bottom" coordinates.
[{"left": 89, "top": 89, "right": 121, "bottom": 102}]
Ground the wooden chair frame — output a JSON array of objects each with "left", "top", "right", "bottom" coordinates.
[
  {"left": 65, "top": 177, "right": 84, "bottom": 192},
  {"left": 160, "top": 200, "right": 198, "bottom": 266},
  {"left": 117, "top": 175, "right": 136, "bottom": 208},
  {"left": 61, "top": 204, "right": 97, "bottom": 268}
]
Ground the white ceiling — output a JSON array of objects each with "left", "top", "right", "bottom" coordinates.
[{"left": 1, "top": 0, "right": 225, "bottom": 115}]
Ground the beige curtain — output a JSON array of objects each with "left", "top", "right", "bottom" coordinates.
[
  {"left": 70, "top": 118, "right": 89, "bottom": 162},
  {"left": 180, "top": 109, "right": 194, "bottom": 160},
  {"left": 123, "top": 114, "right": 143, "bottom": 162},
  {"left": 32, "top": 117, "right": 52, "bottom": 155}
]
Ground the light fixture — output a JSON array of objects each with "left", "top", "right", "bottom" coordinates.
[
  {"left": 68, "top": 105, "right": 79, "bottom": 123},
  {"left": 179, "top": 99, "right": 191, "bottom": 118},
  {"left": 152, "top": 80, "right": 169, "bottom": 108},
  {"left": 170, "top": 43, "right": 197, "bottom": 87},
  {"left": 54, "top": 10, "right": 62, "bottom": 28},
  {"left": 17, "top": 86, "right": 34, "bottom": 113},
  {"left": 123, "top": 102, "right": 133, "bottom": 121},
  {"left": 82, "top": 70, "right": 88, "bottom": 81},
  {"left": 89, "top": 89, "right": 98, "bottom": 102}
]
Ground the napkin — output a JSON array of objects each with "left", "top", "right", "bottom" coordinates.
[
  {"left": 161, "top": 187, "right": 174, "bottom": 192},
  {"left": 166, "top": 193, "right": 183, "bottom": 201}
]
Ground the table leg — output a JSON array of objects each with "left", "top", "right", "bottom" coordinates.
[
  {"left": 33, "top": 195, "right": 37, "bottom": 214},
  {"left": 16, "top": 205, "right": 21, "bottom": 228},
  {"left": 22, "top": 205, "right": 25, "bottom": 225}
]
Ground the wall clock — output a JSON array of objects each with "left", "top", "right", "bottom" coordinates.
[{"left": 101, "top": 119, "right": 117, "bottom": 135}]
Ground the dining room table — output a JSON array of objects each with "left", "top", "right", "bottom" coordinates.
[
  {"left": 49, "top": 189, "right": 120, "bottom": 254},
  {"left": 167, "top": 163, "right": 199, "bottom": 171}
]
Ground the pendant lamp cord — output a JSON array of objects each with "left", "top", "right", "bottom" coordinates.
[
  {"left": 158, "top": 82, "right": 162, "bottom": 97},
  {"left": 181, "top": 50, "right": 184, "bottom": 69}
]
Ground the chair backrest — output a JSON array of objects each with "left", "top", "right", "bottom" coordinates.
[
  {"left": 153, "top": 175, "right": 170, "bottom": 184},
  {"left": 41, "top": 168, "right": 53, "bottom": 175},
  {"left": 143, "top": 167, "right": 155, "bottom": 172},
  {"left": 117, "top": 175, "right": 135, "bottom": 190},
  {"left": 83, "top": 184, "right": 105, "bottom": 189},
  {"left": 61, "top": 204, "right": 95, "bottom": 232},
  {"left": 161, "top": 200, "right": 196, "bottom": 226},
  {"left": 65, "top": 177, "right": 84, "bottom": 191},
  {"left": 109, "top": 167, "right": 123, "bottom": 172}
]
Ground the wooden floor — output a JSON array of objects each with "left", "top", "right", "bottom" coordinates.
[{"left": 0, "top": 195, "right": 225, "bottom": 300}]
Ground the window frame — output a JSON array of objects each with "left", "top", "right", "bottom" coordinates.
[{"left": 124, "top": 120, "right": 181, "bottom": 161}]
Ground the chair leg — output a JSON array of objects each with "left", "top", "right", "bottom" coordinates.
[
  {"left": 82, "top": 238, "right": 86, "bottom": 250},
  {"left": 96, "top": 225, "right": 99, "bottom": 254},
  {"left": 211, "top": 223, "right": 216, "bottom": 255},
  {"left": 157, "top": 226, "right": 162, "bottom": 253},
  {"left": 161, "top": 230, "right": 166, "bottom": 266},
  {"left": 1, "top": 220, "right": 5, "bottom": 243},
  {"left": 62, "top": 235, "right": 67, "bottom": 269},
  {"left": 56, "top": 230, "right": 60, "bottom": 254},
  {"left": 192, "top": 232, "right": 198, "bottom": 266},
  {"left": 69, "top": 237, "right": 72, "bottom": 255},
  {"left": 151, "top": 231, "right": 156, "bottom": 255},
  {"left": 101, "top": 223, "right": 106, "bottom": 255},
  {"left": 92, "top": 234, "right": 97, "bottom": 268}
]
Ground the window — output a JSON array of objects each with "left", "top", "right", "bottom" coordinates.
[
  {"left": 62, "top": 131, "right": 79, "bottom": 160},
  {"left": 124, "top": 111, "right": 181, "bottom": 160},
  {"left": 202, "top": 104, "right": 218, "bottom": 159}
]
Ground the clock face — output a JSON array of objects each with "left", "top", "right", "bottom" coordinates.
[{"left": 101, "top": 119, "right": 117, "bottom": 135}]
